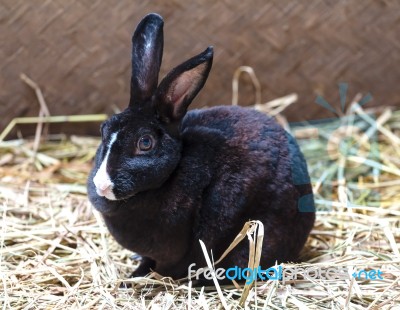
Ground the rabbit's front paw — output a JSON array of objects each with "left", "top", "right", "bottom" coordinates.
[{"left": 129, "top": 256, "right": 156, "bottom": 278}]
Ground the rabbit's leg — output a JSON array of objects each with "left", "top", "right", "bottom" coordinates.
[
  {"left": 130, "top": 256, "right": 156, "bottom": 277},
  {"left": 119, "top": 256, "right": 156, "bottom": 288}
]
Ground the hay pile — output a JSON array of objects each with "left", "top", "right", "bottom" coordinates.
[{"left": 0, "top": 100, "right": 399, "bottom": 309}]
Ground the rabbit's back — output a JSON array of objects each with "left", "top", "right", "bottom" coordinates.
[
  {"left": 182, "top": 105, "right": 304, "bottom": 193},
  {"left": 181, "top": 105, "right": 314, "bottom": 269}
]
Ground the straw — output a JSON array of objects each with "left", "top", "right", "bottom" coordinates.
[{"left": 0, "top": 70, "right": 399, "bottom": 309}]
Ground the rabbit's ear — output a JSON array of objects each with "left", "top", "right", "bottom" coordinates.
[
  {"left": 130, "top": 13, "right": 164, "bottom": 106},
  {"left": 155, "top": 46, "right": 213, "bottom": 122}
]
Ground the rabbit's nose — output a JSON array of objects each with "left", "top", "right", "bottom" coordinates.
[
  {"left": 93, "top": 172, "right": 114, "bottom": 197},
  {"left": 93, "top": 178, "right": 116, "bottom": 201},
  {"left": 94, "top": 178, "right": 113, "bottom": 194},
  {"left": 98, "top": 180, "right": 112, "bottom": 191}
]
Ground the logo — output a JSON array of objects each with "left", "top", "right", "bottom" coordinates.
[
  {"left": 188, "top": 263, "right": 384, "bottom": 284},
  {"left": 315, "top": 83, "right": 372, "bottom": 115},
  {"left": 291, "top": 83, "right": 380, "bottom": 210},
  {"left": 352, "top": 269, "right": 383, "bottom": 280},
  {"left": 315, "top": 83, "right": 375, "bottom": 168}
]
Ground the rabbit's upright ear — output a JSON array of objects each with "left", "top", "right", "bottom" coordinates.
[
  {"left": 130, "top": 13, "right": 164, "bottom": 106},
  {"left": 155, "top": 47, "right": 213, "bottom": 122}
]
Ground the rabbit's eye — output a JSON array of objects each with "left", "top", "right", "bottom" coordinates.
[{"left": 137, "top": 135, "right": 154, "bottom": 152}]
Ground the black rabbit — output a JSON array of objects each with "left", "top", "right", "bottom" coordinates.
[{"left": 87, "top": 13, "right": 315, "bottom": 281}]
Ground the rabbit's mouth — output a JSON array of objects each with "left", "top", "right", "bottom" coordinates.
[
  {"left": 93, "top": 173, "right": 117, "bottom": 200},
  {"left": 99, "top": 186, "right": 139, "bottom": 201},
  {"left": 93, "top": 171, "right": 117, "bottom": 200},
  {"left": 97, "top": 187, "right": 117, "bottom": 201}
]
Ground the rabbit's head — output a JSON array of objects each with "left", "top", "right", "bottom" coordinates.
[{"left": 92, "top": 13, "right": 213, "bottom": 201}]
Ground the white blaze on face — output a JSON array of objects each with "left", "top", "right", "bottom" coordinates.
[{"left": 93, "top": 132, "right": 118, "bottom": 200}]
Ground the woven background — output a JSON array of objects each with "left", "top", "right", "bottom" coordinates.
[{"left": 1, "top": 0, "right": 400, "bottom": 136}]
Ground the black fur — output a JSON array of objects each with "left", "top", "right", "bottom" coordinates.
[{"left": 87, "top": 13, "right": 315, "bottom": 281}]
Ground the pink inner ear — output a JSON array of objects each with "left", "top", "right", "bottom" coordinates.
[
  {"left": 167, "top": 63, "right": 207, "bottom": 117},
  {"left": 169, "top": 76, "right": 192, "bottom": 106}
]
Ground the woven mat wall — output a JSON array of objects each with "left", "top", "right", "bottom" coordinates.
[{"left": 1, "top": 0, "right": 400, "bottom": 135}]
